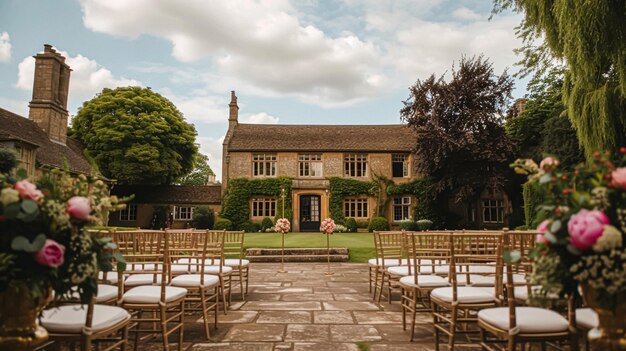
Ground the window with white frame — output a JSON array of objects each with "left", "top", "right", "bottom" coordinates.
[
  {"left": 174, "top": 206, "right": 194, "bottom": 220},
  {"left": 393, "top": 196, "right": 411, "bottom": 222},
  {"left": 298, "top": 154, "right": 323, "bottom": 177},
  {"left": 392, "top": 154, "right": 409, "bottom": 178},
  {"left": 119, "top": 203, "right": 137, "bottom": 221},
  {"left": 251, "top": 197, "right": 276, "bottom": 217},
  {"left": 344, "top": 153, "right": 368, "bottom": 177},
  {"left": 343, "top": 198, "right": 369, "bottom": 218},
  {"left": 482, "top": 199, "right": 504, "bottom": 223},
  {"left": 252, "top": 153, "right": 277, "bottom": 177}
]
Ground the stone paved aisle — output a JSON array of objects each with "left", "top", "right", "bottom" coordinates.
[{"left": 146, "top": 262, "right": 437, "bottom": 351}]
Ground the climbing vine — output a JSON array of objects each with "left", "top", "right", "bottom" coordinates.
[
  {"left": 387, "top": 178, "right": 440, "bottom": 226},
  {"left": 220, "top": 177, "right": 293, "bottom": 229},
  {"left": 327, "top": 177, "right": 378, "bottom": 224}
]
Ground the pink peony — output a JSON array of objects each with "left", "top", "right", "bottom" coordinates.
[
  {"left": 536, "top": 220, "right": 550, "bottom": 244},
  {"left": 568, "top": 209, "right": 610, "bottom": 250},
  {"left": 540, "top": 157, "right": 560, "bottom": 171},
  {"left": 320, "top": 218, "right": 336, "bottom": 234},
  {"left": 34, "top": 239, "right": 65, "bottom": 267},
  {"left": 14, "top": 180, "right": 43, "bottom": 201},
  {"left": 66, "top": 196, "right": 91, "bottom": 220},
  {"left": 612, "top": 168, "right": 626, "bottom": 189}
]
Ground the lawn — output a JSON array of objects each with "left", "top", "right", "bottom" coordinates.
[{"left": 243, "top": 232, "right": 374, "bottom": 263}]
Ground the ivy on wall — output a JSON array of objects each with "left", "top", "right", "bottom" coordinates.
[
  {"left": 522, "top": 181, "right": 544, "bottom": 228},
  {"left": 327, "top": 177, "right": 378, "bottom": 224},
  {"left": 387, "top": 178, "right": 438, "bottom": 223},
  {"left": 220, "top": 177, "right": 293, "bottom": 229}
]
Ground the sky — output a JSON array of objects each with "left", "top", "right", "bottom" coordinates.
[{"left": 0, "top": 0, "right": 526, "bottom": 180}]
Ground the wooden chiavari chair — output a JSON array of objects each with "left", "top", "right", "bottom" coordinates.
[
  {"left": 374, "top": 231, "right": 406, "bottom": 304},
  {"left": 400, "top": 231, "right": 453, "bottom": 341},
  {"left": 113, "top": 230, "right": 187, "bottom": 351},
  {"left": 478, "top": 231, "right": 579, "bottom": 351},
  {"left": 204, "top": 230, "right": 232, "bottom": 314},
  {"left": 222, "top": 230, "right": 249, "bottom": 301},
  {"left": 430, "top": 231, "right": 503, "bottom": 350}
]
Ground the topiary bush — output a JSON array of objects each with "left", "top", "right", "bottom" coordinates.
[
  {"left": 416, "top": 219, "right": 433, "bottom": 231},
  {"left": 213, "top": 218, "right": 233, "bottom": 230},
  {"left": 368, "top": 216, "right": 390, "bottom": 232},
  {"left": 346, "top": 218, "right": 358, "bottom": 232},
  {"left": 0, "top": 148, "right": 18, "bottom": 174},
  {"left": 399, "top": 220, "right": 417, "bottom": 231},
  {"left": 261, "top": 217, "right": 274, "bottom": 232},
  {"left": 356, "top": 220, "right": 369, "bottom": 229},
  {"left": 239, "top": 220, "right": 260, "bottom": 232},
  {"left": 191, "top": 206, "right": 214, "bottom": 229}
]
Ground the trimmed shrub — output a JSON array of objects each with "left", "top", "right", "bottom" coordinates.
[
  {"left": 239, "top": 220, "right": 260, "bottom": 232},
  {"left": 191, "top": 206, "right": 214, "bottom": 229},
  {"left": 356, "top": 220, "right": 369, "bottom": 229},
  {"left": 368, "top": 216, "right": 390, "bottom": 232},
  {"left": 261, "top": 217, "right": 274, "bottom": 232},
  {"left": 0, "top": 148, "right": 18, "bottom": 173},
  {"left": 213, "top": 218, "right": 233, "bottom": 230},
  {"left": 346, "top": 218, "right": 358, "bottom": 232},
  {"left": 416, "top": 219, "right": 433, "bottom": 231},
  {"left": 399, "top": 220, "right": 417, "bottom": 231}
]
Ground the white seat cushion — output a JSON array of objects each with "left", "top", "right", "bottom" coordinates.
[
  {"left": 368, "top": 258, "right": 405, "bottom": 267},
  {"left": 478, "top": 307, "right": 570, "bottom": 334},
  {"left": 223, "top": 259, "right": 250, "bottom": 267},
  {"left": 576, "top": 308, "right": 599, "bottom": 329},
  {"left": 41, "top": 305, "right": 130, "bottom": 333},
  {"left": 456, "top": 265, "right": 497, "bottom": 274},
  {"left": 123, "top": 286, "right": 187, "bottom": 304},
  {"left": 96, "top": 284, "right": 118, "bottom": 303},
  {"left": 124, "top": 274, "right": 163, "bottom": 287},
  {"left": 431, "top": 287, "right": 495, "bottom": 304},
  {"left": 512, "top": 285, "right": 542, "bottom": 301},
  {"left": 98, "top": 271, "right": 119, "bottom": 284},
  {"left": 399, "top": 275, "right": 450, "bottom": 288},
  {"left": 419, "top": 265, "right": 450, "bottom": 274},
  {"left": 204, "top": 265, "right": 233, "bottom": 274},
  {"left": 171, "top": 274, "right": 220, "bottom": 288},
  {"left": 387, "top": 266, "right": 411, "bottom": 276}
]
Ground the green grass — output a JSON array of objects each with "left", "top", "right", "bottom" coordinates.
[{"left": 243, "top": 232, "right": 374, "bottom": 263}]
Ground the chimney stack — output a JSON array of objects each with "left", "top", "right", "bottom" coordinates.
[
  {"left": 228, "top": 91, "right": 238, "bottom": 128},
  {"left": 28, "top": 44, "right": 72, "bottom": 144}
]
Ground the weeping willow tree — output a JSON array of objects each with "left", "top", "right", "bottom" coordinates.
[{"left": 493, "top": 0, "right": 626, "bottom": 157}]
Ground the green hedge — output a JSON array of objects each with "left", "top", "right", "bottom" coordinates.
[
  {"left": 523, "top": 181, "right": 545, "bottom": 227},
  {"left": 220, "top": 177, "right": 293, "bottom": 230},
  {"left": 368, "top": 216, "right": 390, "bottom": 232},
  {"left": 328, "top": 177, "right": 378, "bottom": 223},
  {"left": 387, "top": 178, "right": 440, "bottom": 227},
  {"left": 214, "top": 218, "right": 233, "bottom": 230}
]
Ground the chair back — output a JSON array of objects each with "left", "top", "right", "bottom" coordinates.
[
  {"left": 503, "top": 230, "right": 539, "bottom": 304},
  {"left": 375, "top": 231, "right": 405, "bottom": 269},
  {"left": 223, "top": 230, "right": 245, "bottom": 263},
  {"left": 405, "top": 231, "right": 453, "bottom": 280},
  {"left": 205, "top": 230, "right": 226, "bottom": 273},
  {"left": 166, "top": 229, "right": 202, "bottom": 277}
]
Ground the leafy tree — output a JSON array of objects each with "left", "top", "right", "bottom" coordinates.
[
  {"left": 191, "top": 206, "right": 214, "bottom": 229},
  {"left": 178, "top": 153, "right": 214, "bottom": 185},
  {"left": 71, "top": 87, "right": 197, "bottom": 184},
  {"left": 400, "top": 56, "right": 515, "bottom": 205},
  {"left": 0, "top": 148, "right": 18, "bottom": 174},
  {"left": 493, "top": 0, "right": 626, "bottom": 156}
]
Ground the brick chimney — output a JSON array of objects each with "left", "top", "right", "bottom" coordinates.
[
  {"left": 28, "top": 44, "right": 72, "bottom": 144},
  {"left": 228, "top": 90, "right": 238, "bottom": 128}
]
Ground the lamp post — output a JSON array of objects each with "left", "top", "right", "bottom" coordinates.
[{"left": 277, "top": 187, "right": 287, "bottom": 273}]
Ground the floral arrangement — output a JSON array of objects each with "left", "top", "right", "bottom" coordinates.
[
  {"left": 512, "top": 150, "right": 626, "bottom": 308},
  {"left": 320, "top": 218, "right": 336, "bottom": 234},
  {"left": 274, "top": 218, "right": 290, "bottom": 234},
  {"left": 0, "top": 166, "right": 126, "bottom": 304},
  {"left": 334, "top": 224, "right": 347, "bottom": 233}
]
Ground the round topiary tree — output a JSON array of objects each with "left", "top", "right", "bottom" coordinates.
[
  {"left": 368, "top": 216, "right": 390, "bottom": 232},
  {"left": 261, "top": 217, "right": 274, "bottom": 232},
  {"left": 71, "top": 87, "right": 198, "bottom": 185},
  {"left": 213, "top": 218, "right": 233, "bottom": 230},
  {"left": 345, "top": 218, "right": 358, "bottom": 233}
]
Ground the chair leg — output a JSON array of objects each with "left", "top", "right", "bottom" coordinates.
[
  {"left": 244, "top": 266, "right": 250, "bottom": 295},
  {"left": 401, "top": 288, "right": 407, "bottom": 331},
  {"left": 410, "top": 290, "right": 417, "bottom": 342},
  {"left": 219, "top": 276, "right": 228, "bottom": 315},
  {"left": 121, "top": 322, "right": 129, "bottom": 351},
  {"left": 372, "top": 267, "right": 379, "bottom": 299},
  {"left": 387, "top": 274, "right": 393, "bottom": 304},
  {"left": 214, "top": 286, "right": 219, "bottom": 328},
  {"left": 376, "top": 272, "right": 385, "bottom": 304},
  {"left": 238, "top": 267, "right": 245, "bottom": 300},
  {"left": 178, "top": 301, "right": 185, "bottom": 351},
  {"left": 200, "top": 288, "right": 211, "bottom": 340},
  {"left": 368, "top": 266, "right": 373, "bottom": 293},
  {"left": 448, "top": 306, "right": 457, "bottom": 351},
  {"left": 160, "top": 305, "right": 170, "bottom": 351},
  {"left": 133, "top": 310, "right": 141, "bottom": 351}
]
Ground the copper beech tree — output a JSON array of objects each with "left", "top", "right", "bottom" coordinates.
[{"left": 400, "top": 56, "right": 515, "bottom": 211}]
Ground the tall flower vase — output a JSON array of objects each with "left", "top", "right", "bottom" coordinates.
[
  {"left": 0, "top": 284, "right": 50, "bottom": 351},
  {"left": 581, "top": 284, "right": 626, "bottom": 350},
  {"left": 324, "top": 232, "right": 334, "bottom": 276},
  {"left": 277, "top": 232, "right": 287, "bottom": 273}
]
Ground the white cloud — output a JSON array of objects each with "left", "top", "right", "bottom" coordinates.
[
  {"left": 452, "top": 7, "right": 484, "bottom": 21},
  {"left": 15, "top": 48, "right": 141, "bottom": 104},
  {"left": 197, "top": 136, "right": 225, "bottom": 181},
  {"left": 0, "top": 32, "right": 11, "bottom": 62},
  {"left": 160, "top": 90, "right": 228, "bottom": 124},
  {"left": 0, "top": 96, "right": 27, "bottom": 116},
  {"left": 79, "top": 0, "right": 386, "bottom": 107},
  {"left": 240, "top": 112, "right": 279, "bottom": 124}
]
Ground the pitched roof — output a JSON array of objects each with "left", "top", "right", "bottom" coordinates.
[
  {"left": 227, "top": 124, "right": 416, "bottom": 152},
  {"left": 0, "top": 107, "right": 93, "bottom": 174},
  {"left": 111, "top": 185, "right": 222, "bottom": 205}
]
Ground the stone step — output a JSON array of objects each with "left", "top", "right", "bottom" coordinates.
[
  {"left": 247, "top": 254, "right": 349, "bottom": 262},
  {"left": 246, "top": 247, "right": 350, "bottom": 262}
]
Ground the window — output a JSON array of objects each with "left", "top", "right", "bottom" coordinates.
[
  {"left": 393, "top": 196, "right": 411, "bottom": 222},
  {"left": 251, "top": 197, "right": 277, "bottom": 217},
  {"left": 119, "top": 203, "right": 137, "bottom": 221},
  {"left": 298, "top": 154, "right": 323, "bottom": 177},
  {"left": 343, "top": 198, "right": 369, "bottom": 218},
  {"left": 482, "top": 199, "right": 504, "bottom": 223},
  {"left": 174, "top": 206, "right": 193, "bottom": 221},
  {"left": 15, "top": 146, "right": 35, "bottom": 177},
  {"left": 392, "top": 154, "right": 409, "bottom": 177},
  {"left": 253, "top": 154, "right": 277, "bottom": 177},
  {"left": 344, "top": 153, "right": 368, "bottom": 177}
]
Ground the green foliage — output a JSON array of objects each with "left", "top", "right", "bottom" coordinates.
[
  {"left": 387, "top": 178, "right": 441, "bottom": 228},
  {"left": 71, "top": 87, "right": 198, "bottom": 185},
  {"left": 220, "top": 177, "right": 293, "bottom": 229},
  {"left": 345, "top": 218, "right": 358, "bottom": 233},
  {"left": 399, "top": 220, "right": 417, "bottom": 231},
  {"left": 522, "top": 181, "right": 544, "bottom": 227},
  {"left": 328, "top": 177, "right": 378, "bottom": 223},
  {"left": 150, "top": 206, "right": 168, "bottom": 229},
  {"left": 261, "top": 217, "right": 274, "bottom": 232},
  {"left": 177, "top": 153, "right": 215, "bottom": 186},
  {"left": 356, "top": 220, "right": 369, "bottom": 228},
  {"left": 0, "top": 148, "right": 18, "bottom": 173},
  {"left": 368, "top": 216, "right": 390, "bottom": 232},
  {"left": 239, "top": 220, "right": 260, "bottom": 233},
  {"left": 416, "top": 219, "right": 433, "bottom": 231},
  {"left": 213, "top": 218, "right": 233, "bottom": 230},
  {"left": 191, "top": 206, "right": 214, "bottom": 229}
]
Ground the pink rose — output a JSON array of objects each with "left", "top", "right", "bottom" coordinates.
[
  {"left": 540, "top": 157, "right": 560, "bottom": 171},
  {"left": 612, "top": 168, "right": 626, "bottom": 189},
  {"left": 34, "top": 239, "right": 65, "bottom": 267},
  {"left": 536, "top": 220, "right": 550, "bottom": 244},
  {"left": 14, "top": 180, "right": 43, "bottom": 201},
  {"left": 568, "top": 209, "right": 610, "bottom": 250},
  {"left": 66, "top": 196, "right": 91, "bottom": 220}
]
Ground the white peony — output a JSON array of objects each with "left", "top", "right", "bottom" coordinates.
[
  {"left": 593, "top": 225, "right": 623, "bottom": 252},
  {"left": 0, "top": 188, "right": 20, "bottom": 207}
]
